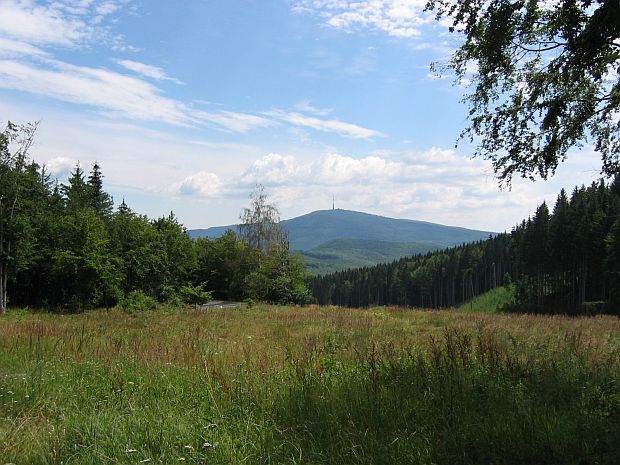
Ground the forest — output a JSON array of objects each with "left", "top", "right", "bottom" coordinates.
[
  {"left": 0, "top": 123, "right": 311, "bottom": 313},
  {"left": 3, "top": 121, "right": 620, "bottom": 315},
  {"left": 311, "top": 179, "right": 620, "bottom": 315}
]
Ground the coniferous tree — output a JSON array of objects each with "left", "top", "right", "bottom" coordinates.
[
  {"left": 87, "top": 162, "right": 114, "bottom": 218},
  {"left": 63, "top": 163, "right": 88, "bottom": 213}
]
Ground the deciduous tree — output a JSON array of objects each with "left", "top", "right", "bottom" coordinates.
[
  {"left": 0, "top": 122, "right": 37, "bottom": 313},
  {"left": 427, "top": 0, "right": 620, "bottom": 183}
]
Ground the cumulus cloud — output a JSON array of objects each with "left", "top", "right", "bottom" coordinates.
[
  {"left": 170, "top": 171, "right": 223, "bottom": 198},
  {"left": 236, "top": 148, "right": 522, "bottom": 228},
  {"left": 45, "top": 156, "right": 77, "bottom": 180},
  {"left": 292, "top": 0, "right": 433, "bottom": 39},
  {"left": 241, "top": 148, "right": 488, "bottom": 189}
]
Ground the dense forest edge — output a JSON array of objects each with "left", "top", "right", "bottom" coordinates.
[
  {"left": 0, "top": 122, "right": 311, "bottom": 313},
  {"left": 312, "top": 179, "right": 620, "bottom": 315},
  {"left": 2, "top": 121, "right": 620, "bottom": 315}
]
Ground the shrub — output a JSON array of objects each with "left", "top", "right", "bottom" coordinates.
[{"left": 119, "top": 290, "right": 157, "bottom": 313}]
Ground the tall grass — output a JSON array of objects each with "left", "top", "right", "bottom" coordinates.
[
  {"left": 1, "top": 305, "right": 619, "bottom": 464},
  {"left": 453, "top": 285, "right": 515, "bottom": 313}
]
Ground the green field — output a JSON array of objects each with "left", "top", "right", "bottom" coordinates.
[
  {"left": 453, "top": 286, "right": 515, "bottom": 313},
  {"left": 1, "top": 305, "right": 619, "bottom": 464}
]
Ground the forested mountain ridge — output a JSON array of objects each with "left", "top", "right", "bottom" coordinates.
[
  {"left": 190, "top": 209, "right": 494, "bottom": 274},
  {"left": 190, "top": 209, "right": 494, "bottom": 251},
  {"left": 301, "top": 238, "right": 443, "bottom": 275},
  {"left": 311, "top": 180, "right": 620, "bottom": 315}
]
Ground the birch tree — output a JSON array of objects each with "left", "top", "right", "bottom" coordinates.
[{"left": 0, "top": 122, "right": 37, "bottom": 313}]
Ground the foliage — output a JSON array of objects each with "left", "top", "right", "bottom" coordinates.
[
  {"left": 0, "top": 122, "right": 38, "bottom": 313},
  {"left": 302, "top": 238, "right": 441, "bottom": 274},
  {"left": 119, "top": 290, "right": 157, "bottom": 313},
  {"left": 427, "top": 0, "right": 620, "bottom": 183},
  {"left": 238, "top": 184, "right": 311, "bottom": 305},
  {"left": 178, "top": 282, "right": 212, "bottom": 305},
  {"left": 239, "top": 184, "right": 283, "bottom": 253},
  {"left": 312, "top": 178, "right": 620, "bottom": 315},
  {"left": 245, "top": 243, "right": 312, "bottom": 305},
  {"left": 193, "top": 231, "right": 258, "bottom": 300},
  {"left": 0, "top": 133, "right": 312, "bottom": 310}
]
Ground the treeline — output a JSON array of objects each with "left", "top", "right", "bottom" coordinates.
[
  {"left": 311, "top": 179, "right": 620, "bottom": 315},
  {"left": 0, "top": 123, "right": 310, "bottom": 312}
]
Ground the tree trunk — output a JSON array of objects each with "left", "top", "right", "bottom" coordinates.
[{"left": 0, "top": 262, "right": 6, "bottom": 314}]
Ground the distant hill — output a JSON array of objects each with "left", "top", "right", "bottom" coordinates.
[
  {"left": 300, "top": 238, "right": 443, "bottom": 275},
  {"left": 189, "top": 209, "right": 494, "bottom": 250},
  {"left": 188, "top": 209, "right": 494, "bottom": 273}
]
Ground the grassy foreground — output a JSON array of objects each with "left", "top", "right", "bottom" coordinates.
[{"left": 1, "top": 305, "right": 619, "bottom": 464}]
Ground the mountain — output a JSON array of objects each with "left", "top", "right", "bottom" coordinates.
[
  {"left": 189, "top": 209, "right": 494, "bottom": 273},
  {"left": 188, "top": 209, "right": 494, "bottom": 252}
]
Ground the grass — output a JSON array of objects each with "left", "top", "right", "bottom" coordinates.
[
  {"left": 1, "top": 304, "right": 619, "bottom": 464},
  {"left": 453, "top": 285, "right": 515, "bottom": 313}
]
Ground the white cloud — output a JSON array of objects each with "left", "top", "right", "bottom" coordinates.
[
  {"left": 235, "top": 148, "right": 529, "bottom": 229},
  {"left": 294, "top": 100, "right": 333, "bottom": 116},
  {"left": 45, "top": 155, "right": 76, "bottom": 180},
  {"left": 241, "top": 148, "right": 487, "bottom": 190},
  {"left": 0, "top": 58, "right": 191, "bottom": 124},
  {"left": 241, "top": 153, "right": 299, "bottom": 185},
  {"left": 267, "top": 110, "right": 382, "bottom": 139},
  {"left": 0, "top": 0, "right": 126, "bottom": 47},
  {"left": 195, "top": 110, "right": 275, "bottom": 133},
  {"left": 96, "top": 1, "right": 120, "bottom": 16},
  {"left": 170, "top": 171, "right": 223, "bottom": 198},
  {"left": 292, "top": 0, "right": 433, "bottom": 39},
  {"left": 0, "top": 57, "right": 274, "bottom": 132},
  {"left": 116, "top": 59, "right": 183, "bottom": 84},
  {"left": 0, "top": 37, "right": 47, "bottom": 57}
]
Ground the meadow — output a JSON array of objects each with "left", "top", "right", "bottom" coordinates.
[{"left": 1, "top": 304, "right": 619, "bottom": 464}]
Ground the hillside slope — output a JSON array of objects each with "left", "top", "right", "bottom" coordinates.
[
  {"left": 189, "top": 209, "right": 494, "bottom": 251},
  {"left": 301, "top": 238, "right": 443, "bottom": 274}
]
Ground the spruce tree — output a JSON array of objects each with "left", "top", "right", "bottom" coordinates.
[{"left": 87, "top": 162, "right": 114, "bottom": 218}]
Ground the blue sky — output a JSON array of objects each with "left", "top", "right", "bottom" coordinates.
[{"left": 0, "top": 0, "right": 602, "bottom": 231}]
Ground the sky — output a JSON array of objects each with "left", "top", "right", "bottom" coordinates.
[{"left": 0, "top": 0, "right": 604, "bottom": 232}]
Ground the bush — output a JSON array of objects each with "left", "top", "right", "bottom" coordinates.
[
  {"left": 581, "top": 301, "right": 606, "bottom": 316},
  {"left": 119, "top": 290, "right": 157, "bottom": 313},
  {"left": 178, "top": 282, "right": 212, "bottom": 305}
]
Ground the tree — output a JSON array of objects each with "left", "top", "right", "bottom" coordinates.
[
  {"left": 244, "top": 240, "right": 312, "bottom": 305},
  {"left": 50, "top": 209, "right": 122, "bottom": 310},
  {"left": 194, "top": 231, "right": 258, "bottom": 300},
  {"left": 238, "top": 185, "right": 311, "bottom": 304},
  {"left": 108, "top": 206, "right": 166, "bottom": 297},
  {"left": 62, "top": 163, "right": 88, "bottom": 212},
  {"left": 239, "top": 184, "right": 283, "bottom": 253},
  {"left": 87, "top": 162, "right": 114, "bottom": 218},
  {"left": 0, "top": 122, "right": 37, "bottom": 314},
  {"left": 427, "top": 0, "right": 620, "bottom": 184}
]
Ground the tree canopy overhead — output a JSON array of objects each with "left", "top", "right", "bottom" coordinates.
[{"left": 427, "top": 0, "right": 620, "bottom": 184}]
